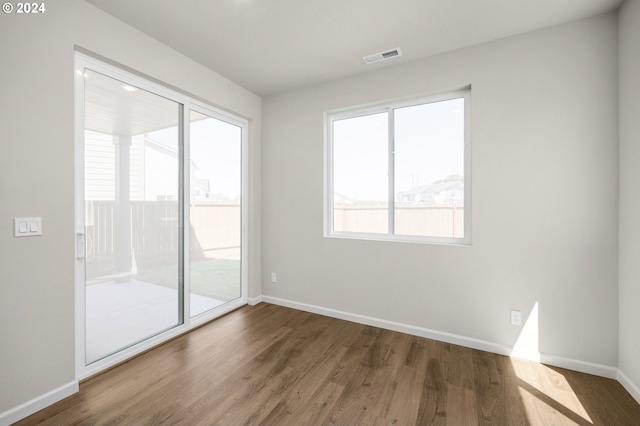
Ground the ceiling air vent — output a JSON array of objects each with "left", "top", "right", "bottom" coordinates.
[{"left": 363, "top": 48, "right": 402, "bottom": 64}]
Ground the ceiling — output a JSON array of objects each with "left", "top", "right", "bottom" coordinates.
[
  {"left": 84, "top": 69, "right": 181, "bottom": 136},
  {"left": 84, "top": 0, "right": 622, "bottom": 96}
]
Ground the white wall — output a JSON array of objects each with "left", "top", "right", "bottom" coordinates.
[
  {"left": 618, "top": 0, "right": 640, "bottom": 401},
  {"left": 262, "top": 13, "right": 619, "bottom": 369},
  {"left": 0, "top": 0, "right": 261, "bottom": 418}
]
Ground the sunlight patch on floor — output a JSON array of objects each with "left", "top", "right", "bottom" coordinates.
[
  {"left": 509, "top": 302, "right": 592, "bottom": 424},
  {"left": 510, "top": 357, "right": 593, "bottom": 424}
]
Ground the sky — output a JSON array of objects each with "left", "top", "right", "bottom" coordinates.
[
  {"left": 85, "top": 68, "right": 242, "bottom": 202},
  {"left": 146, "top": 112, "right": 242, "bottom": 200},
  {"left": 332, "top": 97, "right": 465, "bottom": 202},
  {"left": 188, "top": 111, "right": 241, "bottom": 200}
]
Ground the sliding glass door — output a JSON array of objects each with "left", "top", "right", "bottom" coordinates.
[
  {"left": 82, "top": 69, "right": 183, "bottom": 364},
  {"left": 76, "top": 53, "right": 247, "bottom": 374},
  {"left": 189, "top": 110, "right": 242, "bottom": 317}
]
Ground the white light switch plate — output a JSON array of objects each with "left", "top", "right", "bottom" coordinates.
[{"left": 14, "top": 217, "right": 42, "bottom": 237}]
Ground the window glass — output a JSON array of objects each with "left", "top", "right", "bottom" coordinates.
[
  {"left": 189, "top": 110, "right": 242, "bottom": 317},
  {"left": 394, "top": 98, "right": 465, "bottom": 238},
  {"left": 83, "top": 69, "right": 181, "bottom": 364},
  {"left": 326, "top": 90, "right": 469, "bottom": 244},
  {"left": 332, "top": 112, "right": 388, "bottom": 234}
]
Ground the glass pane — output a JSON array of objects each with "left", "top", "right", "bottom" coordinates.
[
  {"left": 189, "top": 110, "right": 242, "bottom": 317},
  {"left": 333, "top": 112, "right": 388, "bottom": 234},
  {"left": 84, "top": 70, "right": 181, "bottom": 364},
  {"left": 394, "top": 98, "right": 465, "bottom": 238}
]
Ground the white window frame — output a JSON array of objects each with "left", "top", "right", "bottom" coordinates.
[
  {"left": 74, "top": 52, "right": 249, "bottom": 379},
  {"left": 324, "top": 89, "right": 471, "bottom": 245}
]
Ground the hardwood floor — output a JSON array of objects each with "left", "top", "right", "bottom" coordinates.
[{"left": 16, "top": 303, "right": 640, "bottom": 425}]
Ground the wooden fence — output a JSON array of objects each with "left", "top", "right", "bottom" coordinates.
[
  {"left": 85, "top": 201, "right": 240, "bottom": 276},
  {"left": 333, "top": 204, "right": 464, "bottom": 237},
  {"left": 84, "top": 201, "right": 462, "bottom": 277}
]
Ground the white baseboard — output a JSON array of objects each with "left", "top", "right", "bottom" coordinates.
[
  {"left": 0, "top": 381, "right": 78, "bottom": 426},
  {"left": 618, "top": 369, "right": 640, "bottom": 405},
  {"left": 261, "top": 295, "right": 618, "bottom": 380},
  {"left": 247, "top": 295, "right": 263, "bottom": 306},
  {"left": 538, "top": 353, "right": 618, "bottom": 379}
]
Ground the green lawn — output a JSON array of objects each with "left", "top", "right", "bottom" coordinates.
[{"left": 134, "top": 259, "right": 241, "bottom": 302}]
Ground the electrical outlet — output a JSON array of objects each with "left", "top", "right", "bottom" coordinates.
[
  {"left": 271, "top": 272, "right": 277, "bottom": 283},
  {"left": 510, "top": 310, "right": 522, "bottom": 326}
]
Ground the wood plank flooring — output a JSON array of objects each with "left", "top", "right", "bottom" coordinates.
[{"left": 15, "top": 303, "right": 640, "bottom": 425}]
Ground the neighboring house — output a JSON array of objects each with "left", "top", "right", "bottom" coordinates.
[
  {"left": 397, "top": 175, "right": 464, "bottom": 205},
  {"left": 192, "top": 178, "right": 211, "bottom": 200},
  {"left": 85, "top": 130, "right": 207, "bottom": 202},
  {"left": 333, "top": 192, "right": 356, "bottom": 206}
]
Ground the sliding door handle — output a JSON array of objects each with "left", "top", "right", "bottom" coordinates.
[{"left": 76, "top": 232, "right": 86, "bottom": 260}]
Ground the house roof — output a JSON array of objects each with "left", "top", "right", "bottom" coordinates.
[{"left": 399, "top": 176, "right": 464, "bottom": 196}]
